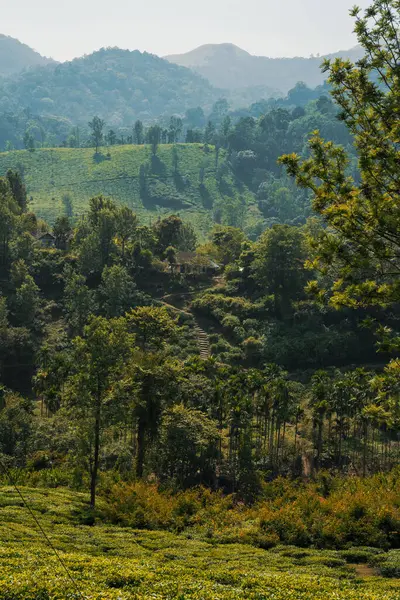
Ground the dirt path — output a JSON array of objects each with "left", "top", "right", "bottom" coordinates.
[{"left": 349, "top": 564, "right": 378, "bottom": 578}]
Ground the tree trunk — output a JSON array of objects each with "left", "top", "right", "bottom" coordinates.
[
  {"left": 90, "top": 398, "right": 101, "bottom": 508},
  {"left": 136, "top": 417, "right": 146, "bottom": 478}
]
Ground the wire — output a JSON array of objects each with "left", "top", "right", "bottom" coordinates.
[{"left": 0, "top": 458, "right": 85, "bottom": 599}]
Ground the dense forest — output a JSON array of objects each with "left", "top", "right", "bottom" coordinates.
[{"left": 0, "top": 2, "right": 399, "bottom": 599}]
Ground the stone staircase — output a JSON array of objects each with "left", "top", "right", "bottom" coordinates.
[
  {"left": 158, "top": 298, "right": 211, "bottom": 360},
  {"left": 194, "top": 323, "right": 211, "bottom": 359}
]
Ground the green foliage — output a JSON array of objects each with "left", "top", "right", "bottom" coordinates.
[
  {"left": 280, "top": 1, "right": 400, "bottom": 314},
  {"left": 127, "top": 306, "right": 178, "bottom": 351},
  {"left": 0, "top": 144, "right": 255, "bottom": 236},
  {"left": 0, "top": 48, "right": 217, "bottom": 125},
  {"left": 156, "top": 404, "right": 219, "bottom": 488},
  {"left": 99, "top": 264, "right": 138, "bottom": 317},
  {"left": 252, "top": 224, "right": 308, "bottom": 318},
  {"left": 1, "top": 485, "right": 399, "bottom": 599},
  {"left": 64, "top": 316, "right": 135, "bottom": 505}
]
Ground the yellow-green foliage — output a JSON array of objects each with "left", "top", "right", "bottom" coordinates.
[
  {"left": 103, "top": 472, "right": 400, "bottom": 550},
  {"left": 0, "top": 144, "right": 256, "bottom": 234},
  {"left": 0, "top": 486, "right": 399, "bottom": 599}
]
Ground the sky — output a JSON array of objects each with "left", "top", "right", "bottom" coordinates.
[{"left": 1, "top": 0, "right": 371, "bottom": 61}]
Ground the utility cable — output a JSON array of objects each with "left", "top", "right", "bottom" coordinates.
[{"left": 0, "top": 458, "right": 85, "bottom": 599}]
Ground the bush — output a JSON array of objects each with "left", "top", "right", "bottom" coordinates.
[{"left": 374, "top": 550, "right": 400, "bottom": 578}]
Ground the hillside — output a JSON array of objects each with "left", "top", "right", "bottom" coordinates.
[
  {"left": 0, "top": 33, "right": 54, "bottom": 76},
  {"left": 0, "top": 486, "right": 398, "bottom": 600},
  {"left": 0, "top": 47, "right": 218, "bottom": 125},
  {"left": 165, "top": 43, "right": 365, "bottom": 95},
  {"left": 0, "top": 144, "right": 258, "bottom": 233}
]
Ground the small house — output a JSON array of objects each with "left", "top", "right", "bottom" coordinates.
[
  {"left": 166, "top": 252, "right": 220, "bottom": 276},
  {"left": 37, "top": 232, "right": 56, "bottom": 248}
]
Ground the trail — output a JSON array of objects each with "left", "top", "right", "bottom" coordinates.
[
  {"left": 158, "top": 293, "right": 211, "bottom": 359},
  {"left": 350, "top": 564, "right": 377, "bottom": 578}
]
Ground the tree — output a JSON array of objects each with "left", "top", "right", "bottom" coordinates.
[
  {"left": 127, "top": 355, "right": 178, "bottom": 478},
  {"left": 23, "top": 132, "right": 35, "bottom": 152},
  {"left": 99, "top": 264, "right": 137, "bottom": 317},
  {"left": 204, "top": 121, "right": 216, "bottom": 144},
  {"left": 14, "top": 274, "right": 40, "bottom": 327},
  {"left": 77, "top": 196, "right": 118, "bottom": 272},
  {"left": 157, "top": 405, "right": 219, "bottom": 487},
  {"left": 133, "top": 120, "right": 144, "bottom": 145},
  {"left": 210, "top": 225, "right": 246, "bottom": 265},
  {"left": 65, "top": 316, "right": 134, "bottom": 506},
  {"left": 154, "top": 215, "right": 196, "bottom": 254},
  {"left": 252, "top": 225, "right": 308, "bottom": 318},
  {"left": 115, "top": 206, "right": 137, "bottom": 259},
  {"left": 0, "top": 390, "right": 32, "bottom": 464},
  {"left": 88, "top": 116, "right": 105, "bottom": 153},
  {"left": 6, "top": 170, "right": 27, "bottom": 212},
  {"left": 185, "top": 107, "right": 205, "bottom": 129},
  {"left": 280, "top": 1, "right": 400, "bottom": 315},
  {"left": 106, "top": 129, "right": 117, "bottom": 146},
  {"left": 127, "top": 306, "right": 178, "bottom": 351},
  {"left": 147, "top": 125, "right": 161, "bottom": 156},
  {"left": 53, "top": 216, "right": 72, "bottom": 250},
  {"left": 0, "top": 178, "right": 19, "bottom": 269},
  {"left": 168, "top": 116, "right": 183, "bottom": 143},
  {"left": 63, "top": 267, "right": 94, "bottom": 335}
]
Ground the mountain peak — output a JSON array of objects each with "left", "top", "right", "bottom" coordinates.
[
  {"left": 0, "top": 33, "right": 54, "bottom": 76},
  {"left": 165, "top": 43, "right": 252, "bottom": 67},
  {"left": 166, "top": 43, "right": 364, "bottom": 94}
]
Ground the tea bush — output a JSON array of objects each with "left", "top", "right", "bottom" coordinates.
[{"left": 0, "top": 486, "right": 399, "bottom": 600}]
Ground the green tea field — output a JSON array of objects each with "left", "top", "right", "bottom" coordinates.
[
  {"left": 0, "top": 145, "right": 258, "bottom": 235},
  {"left": 0, "top": 486, "right": 399, "bottom": 600}
]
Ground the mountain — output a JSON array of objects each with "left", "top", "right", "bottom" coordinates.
[
  {"left": 165, "top": 43, "right": 364, "bottom": 95},
  {"left": 0, "top": 34, "right": 54, "bottom": 76},
  {"left": 0, "top": 47, "right": 218, "bottom": 126}
]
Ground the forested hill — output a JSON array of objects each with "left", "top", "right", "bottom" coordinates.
[
  {"left": 0, "top": 34, "right": 54, "bottom": 76},
  {"left": 165, "top": 43, "right": 364, "bottom": 94},
  {"left": 0, "top": 48, "right": 217, "bottom": 125},
  {"left": 0, "top": 94, "right": 351, "bottom": 233}
]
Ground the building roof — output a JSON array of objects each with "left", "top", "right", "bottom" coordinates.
[
  {"left": 164, "top": 251, "right": 220, "bottom": 269},
  {"left": 38, "top": 232, "right": 56, "bottom": 240}
]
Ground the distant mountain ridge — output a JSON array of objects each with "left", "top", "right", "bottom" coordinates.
[
  {"left": 165, "top": 43, "right": 364, "bottom": 94},
  {"left": 0, "top": 47, "right": 218, "bottom": 125},
  {"left": 0, "top": 35, "right": 364, "bottom": 128},
  {"left": 0, "top": 34, "right": 54, "bottom": 76}
]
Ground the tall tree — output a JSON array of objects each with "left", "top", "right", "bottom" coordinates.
[
  {"left": 133, "top": 120, "right": 144, "bottom": 145},
  {"left": 65, "top": 316, "right": 134, "bottom": 506},
  {"left": 252, "top": 224, "right": 308, "bottom": 318},
  {"left": 147, "top": 125, "right": 161, "bottom": 156},
  {"left": 6, "top": 170, "right": 27, "bottom": 212},
  {"left": 88, "top": 116, "right": 105, "bottom": 154},
  {"left": 53, "top": 216, "right": 72, "bottom": 250},
  {"left": 115, "top": 206, "right": 137, "bottom": 259}
]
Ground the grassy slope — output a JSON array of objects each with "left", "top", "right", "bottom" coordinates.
[
  {"left": 0, "top": 144, "right": 257, "bottom": 235},
  {"left": 0, "top": 486, "right": 399, "bottom": 599}
]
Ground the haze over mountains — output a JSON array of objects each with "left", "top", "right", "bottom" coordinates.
[
  {"left": 0, "top": 34, "right": 54, "bottom": 77},
  {"left": 0, "top": 33, "right": 364, "bottom": 129},
  {"left": 165, "top": 43, "right": 364, "bottom": 94},
  {"left": 0, "top": 33, "right": 363, "bottom": 95}
]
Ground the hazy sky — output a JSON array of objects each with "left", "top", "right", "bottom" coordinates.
[{"left": 2, "top": 0, "right": 371, "bottom": 61}]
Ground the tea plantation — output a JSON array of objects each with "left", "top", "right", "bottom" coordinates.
[
  {"left": 0, "top": 145, "right": 258, "bottom": 235},
  {"left": 0, "top": 486, "right": 399, "bottom": 600}
]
